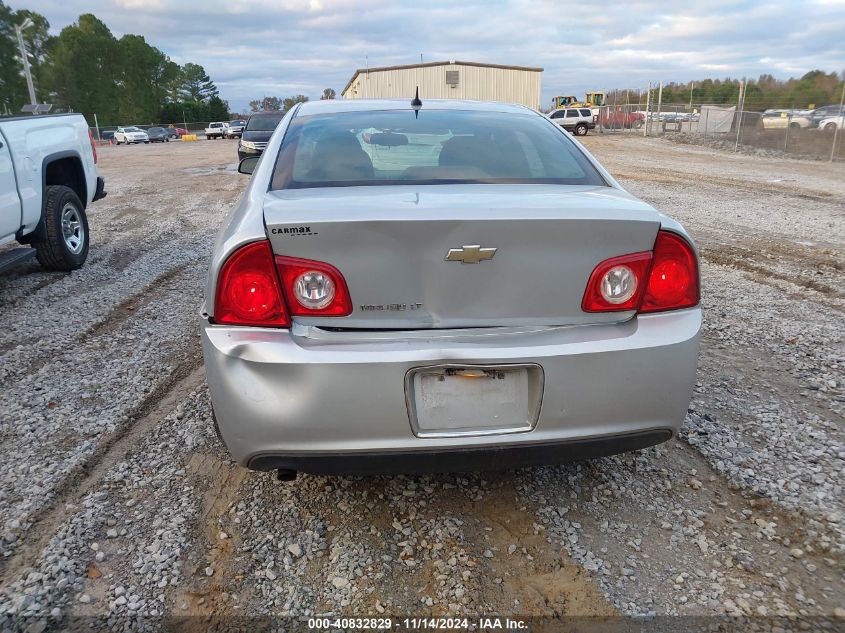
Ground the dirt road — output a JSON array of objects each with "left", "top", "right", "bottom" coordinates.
[{"left": 0, "top": 136, "right": 842, "bottom": 629}]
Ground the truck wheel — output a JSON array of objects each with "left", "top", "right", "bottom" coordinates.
[
  {"left": 35, "top": 186, "right": 89, "bottom": 271},
  {"left": 575, "top": 123, "right": 588, "bottom": 136}
]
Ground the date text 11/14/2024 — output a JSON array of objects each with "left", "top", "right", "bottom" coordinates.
[{"left": 307, "top": 617, "right": 528, "bottom": 630}]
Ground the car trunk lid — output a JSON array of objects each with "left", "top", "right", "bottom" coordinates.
[{"left": 264, "top": 184, "right": 662, "bottom": 329}]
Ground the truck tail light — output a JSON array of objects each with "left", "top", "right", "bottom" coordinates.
[
  {"left": 88, "top": 129, "right": 98, "bottom": 164},
  {"left": 214, "top": 241, "right": 290, "bottom": 327},
  {"left": 275, "top": 256, "right": 353, "bottom": 317},
  {"left": 582, "top": 231, "right": 699, "bottom": 314}
]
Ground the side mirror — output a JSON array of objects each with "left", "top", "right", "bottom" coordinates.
[{"left": 238, "top": 156, "right": 259, "bottom": 175}]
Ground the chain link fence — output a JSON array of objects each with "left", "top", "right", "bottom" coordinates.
[
  {"left": 89, "top": 121, "right": 240, "bottom": 143},
  {"left": 593, "top": 103, "right": 844, "bottom": 161}
]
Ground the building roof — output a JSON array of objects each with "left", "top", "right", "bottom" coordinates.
[
  {"left": 296, "top": 98, "right": 534, "bottom": 117},
  {"left": 341, "top": 60, "right": 544, "bottom": 96}
]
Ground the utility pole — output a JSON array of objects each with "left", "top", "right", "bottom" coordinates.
[
  {"left": 15, "top": 18, "right": 37, "bottom": 107},
  {"left": 831, "top": 79, "right": 845, "bottom": 162}
]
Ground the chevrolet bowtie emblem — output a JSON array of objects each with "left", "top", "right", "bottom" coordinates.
[{"left": 445, "top": 245, "right": 497, "bottom": 264}]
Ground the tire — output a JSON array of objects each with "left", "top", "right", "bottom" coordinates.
[
  {"left": 575, "top": 123, "right": 588, "bottom": 136},
  {"left": 35, "top": 185, "right": 89, "bottom": 271},
  {"left": 824, "top": 123, "right": 837, "bottom": 132},
  {"left": 633, "top": 120, "right": 643, "bottom": 129},
  {"left": 789, "top": 122, "right": 800, "bottom": 130}
]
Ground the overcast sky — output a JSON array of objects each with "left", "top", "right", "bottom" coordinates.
[{"left": 12, "top": 0, "right": 845, "bottom": 111}]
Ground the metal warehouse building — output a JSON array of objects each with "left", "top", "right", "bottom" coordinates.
[{"left": 341, "top": 60, "right": 543, "bottom": 110}]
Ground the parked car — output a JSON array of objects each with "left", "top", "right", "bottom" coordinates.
[
  {"left": 817, "top": 114, "right": 845, "bottom": 131},
  {"left": 810, "top": 105, "right": 845, "bottom": 128},
  {"left": 238, "top": 111, "right": 285, "bottom": 160},
  {"left": 100, "top": 130, "right": 115, "bottom": 141},
  {"left": 547, "top": 107, "right": 595, "bottom": 136},
  {"left": 203, "top": 100, "right": 701, "bottom": 477},
  {"left": 146, "top": 127, "right": 171, "bottom": 143},
  {"left": 114, "top": 126, "right": 150, "bottom": 144},
  {"left": 761, "top": 111, "right": 812, "bottom": 130},
  {"left": 166, "top": 127, "right": 186, "bottom": 139},
  {"left": 225, "top": 120, "right": 246, "bottom": 139},
  {"left": 205, "top": 122, "right": 227, "bottom": 140},
  {"left": 599, "top": 107, "right": 644, "bottom": 129},
  {"left": 1, "top": 113, "right": 106, "bottom": 272}
]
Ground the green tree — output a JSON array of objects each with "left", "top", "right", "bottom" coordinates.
[
  {"left": 249, "top": 96, "right": 281, "bottom": 111},
  {"left": 177, "top": 62, "right": 217, "bottom": 102},
  {"left": 45, "top": 14, "right": 120, "bottom": 123},
  {"left": 208, "top": 95, "right": 229, "bottom": 121},
  {"left": 320, "top": 88, "right": 336, "bottom": 100},
  {"left": 283, "top": 94, "right": 309, "bottom": 110},
  {"left": 117, "top": 34, "right": 178, "bottom": 122}
]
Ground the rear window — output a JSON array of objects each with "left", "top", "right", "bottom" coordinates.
[
  {"left": 580, "top": 109, "right": 592, "bottom": 117},
  {"left": 270, "top": 109, "right": 606, "bottom": 190},
  {"left": 247, "top": 113, "right": 285, "bottom": 131}
]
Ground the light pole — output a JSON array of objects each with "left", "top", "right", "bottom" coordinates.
[{"left": 15, "top": 17, "right": 37, "bottom": 107}]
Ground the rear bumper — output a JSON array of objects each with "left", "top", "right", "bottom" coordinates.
[
  {"left": 201, "top": 309, "right": 701, "bottom": 473},
  {"left": 249, "top": 430, "right": 672, "bottom": 474}
]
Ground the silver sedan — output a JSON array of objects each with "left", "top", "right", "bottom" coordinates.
[{"left": 201, "top": 99, "right": 701, "bottom": 476}]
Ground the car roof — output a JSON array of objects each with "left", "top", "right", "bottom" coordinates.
[{"left": 295, "top": 99, "right": 534, "bottom": 117}]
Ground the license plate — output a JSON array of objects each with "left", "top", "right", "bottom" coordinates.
[{"left": 405, "top": 364, "right": 544, "bottom": 438}]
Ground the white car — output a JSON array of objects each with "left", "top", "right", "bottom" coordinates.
[
  {"left": 114, "top": 126, "right": 150, "bottom": 145},
  {"left": 760, "top": 111, "right": 812, "bottom": 130},
  {"left": 547, "top": 107, "right": 596, "bottom": 136},
  {"left": 817, "top": 114, "right": 845, "bottom": 131}
]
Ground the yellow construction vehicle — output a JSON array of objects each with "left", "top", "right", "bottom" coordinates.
[
  {"left": 552, "top": 92, "right": 606, "bottom": 110},
  {"left": 584, "top": 91, "right": 606, "bottom": 107},
  {"left": 551, "top": 95, "right": 578, "bottom": 109}
]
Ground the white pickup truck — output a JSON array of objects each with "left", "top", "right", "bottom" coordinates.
[
  {"left": 0, "top": 113, "right": 106, "bottom": 272},
  {"left": 205, "top": 121, "right": 228, "bottom": 140}
]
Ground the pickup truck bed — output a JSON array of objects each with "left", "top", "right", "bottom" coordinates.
[{"left": 1, "top": 113, "right": 105, "bottom": 271}]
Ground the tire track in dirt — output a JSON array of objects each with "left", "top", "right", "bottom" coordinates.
[{"left": 0, "top": 362, "right": 205, "bottom": 584}]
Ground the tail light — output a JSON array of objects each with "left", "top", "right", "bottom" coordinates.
[
  {"left": 582, "top": 252, "right": 652, "bottom": 312},
  {"left": 639, "top": 231, "right": 699, "bottom": 313},
  {"left": 582, "top": 230, "right": 699, "bottom": 314},
  {"left": 276, "top": 256, "right": 352, "bottom": 317},
  {"left": 213, "top": 241, "right": 352, "bottom": 327},
  {"left": 88, "top": 129, "right": 98, "bottom": 164},
  {"left": 214, "top": 241, "right": 289, "bottom": 327}
]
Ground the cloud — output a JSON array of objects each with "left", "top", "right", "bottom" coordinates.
[{"left": 11, "top": 0, "right": 845, "bottom": 111}]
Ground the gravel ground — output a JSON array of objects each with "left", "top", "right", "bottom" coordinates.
[{"left": 0, "top": 136, "right": 842, "bottom": 631}]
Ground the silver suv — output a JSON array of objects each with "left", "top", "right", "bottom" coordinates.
[{"left": 548, "top": 107, "right": 595, "bottom": 136}]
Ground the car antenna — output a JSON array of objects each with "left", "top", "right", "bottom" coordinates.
[{"left": 411, "top": 86, "right": 422, "bottom": 119}]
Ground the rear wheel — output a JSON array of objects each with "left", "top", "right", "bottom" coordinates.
[
  {"left": 824, "top": 122, "right": 837, "bottom": 132},
  {"left": 575, "top": 123, "right": 588, "bottom": 136},
  {"left": 35, "top": 185, "right": 89, "bottom": 271}
]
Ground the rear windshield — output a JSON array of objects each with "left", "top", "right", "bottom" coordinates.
[
  {"left": 270, "top": 109, "right": 606, "bottom": 190},
  {"left": 247, "top": 113, "right": 285, "bottom": 131}
]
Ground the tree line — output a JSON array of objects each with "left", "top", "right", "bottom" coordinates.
[
  {"left": 248, "top": 88, "right": 336, "bottom": 113},
  {"left": 1, "top": 3, "right": 229, "bottom": 125},
  {"left": 605, "top": 71, "right": 844, "bottom": 111}
]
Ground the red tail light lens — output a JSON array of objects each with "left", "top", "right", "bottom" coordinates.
[
  {"left": 88, "top": 129, "right": 98, "bottom": 164},
  {"left": 582, "top": 230, "right": 699, "bottom": 314},
  {"left": 582, "top": 252, "right": 653, "bottom": 312},
  {"left": 214, "top": 241, "right": 289, "bottom": 327},
  {"left": 640, "top": 231, "right": 699, "bottom": 313},
  {"left": 276, "top": 256, "right": 352, "bottom": 317}
]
